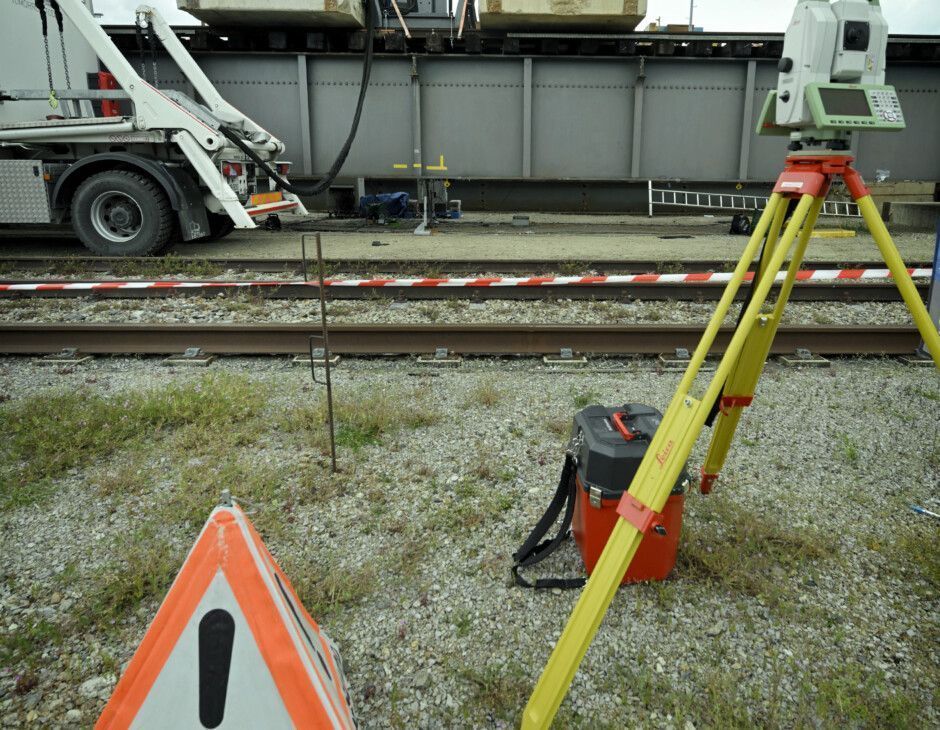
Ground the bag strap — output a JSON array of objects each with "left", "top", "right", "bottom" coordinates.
[{"left": 511, "top": 453, "right": 586, "bottom": 590}]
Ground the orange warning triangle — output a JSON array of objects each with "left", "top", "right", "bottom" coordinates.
[{"left": 97, "top": 499, "right": 357, "bottom": 729}]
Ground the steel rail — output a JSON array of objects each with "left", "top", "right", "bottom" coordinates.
[
  {"left": 0, "top": 323, "right": 919, "bottom": 356},
  {"left": 0, "top": 280, "right": 926, "bottom": 303},
  {"left": 0, "top": 256, "right": 928, "bottom": 276}
]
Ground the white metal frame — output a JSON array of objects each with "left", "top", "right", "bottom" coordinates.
[{"left": 647, "top": 181, "right": 860, "bottom": 218}]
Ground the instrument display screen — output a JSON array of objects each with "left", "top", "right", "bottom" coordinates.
[{"left": 818, "top": 88, "right": 872, "bottom": 116}]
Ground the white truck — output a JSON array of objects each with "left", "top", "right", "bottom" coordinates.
[{"left": 0, "top": 0, "right": 307, "bottom": 255}]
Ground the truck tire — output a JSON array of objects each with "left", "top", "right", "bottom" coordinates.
[
  {"left": 200, "top": 212, "right": 236, "bottom": 242},
  {"left": 71, "top": 170, "right": 174, "bottom": 256}
]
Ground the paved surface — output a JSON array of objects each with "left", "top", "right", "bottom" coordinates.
[{"left": 0, "top": 213, "right": 935, "bottom": 263}]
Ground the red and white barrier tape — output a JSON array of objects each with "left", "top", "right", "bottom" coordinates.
[{"left": 0, "top": 268, "right": 930, "bottom": 292}]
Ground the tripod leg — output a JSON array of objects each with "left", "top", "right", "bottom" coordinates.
[
  {"left": 669, "top": 194, "right": 785, "bottom": 408},
  {"left": 700, "top": 196, "right": 825, "bottom": 492},
  {"left": 758, "top": 197, "right": 790, "bottom": 280},
  {"left": 522, "top": 194, "right": 818, "bottom": 730},
  {"left": 855, "top": 194, "right": 940, "bottom": 368}
]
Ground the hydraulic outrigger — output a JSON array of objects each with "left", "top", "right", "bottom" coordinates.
[{"left": 522, "top": 1, "right": 940, "bottom": 726}]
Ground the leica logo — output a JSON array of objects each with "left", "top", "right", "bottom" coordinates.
[{"left": 655, "top": 439, "right": 675, "bottom": 467}]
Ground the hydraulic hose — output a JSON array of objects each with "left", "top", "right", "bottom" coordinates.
[{"left": 219, "top": 0, "right": 375, "bottom": 197}]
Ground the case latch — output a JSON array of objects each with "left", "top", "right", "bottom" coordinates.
[{"left": 589, "top": 485, "right": 603, "bottom": 509}]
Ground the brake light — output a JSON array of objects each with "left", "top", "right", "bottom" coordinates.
[
  {"left": 221, "top": 162, "right": 243, "bottom": 177},
  {"left": 276, "top": 162, "right": 291, "bottom": 176}
]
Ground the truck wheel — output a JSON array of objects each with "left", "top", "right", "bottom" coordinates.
[
  {"left": 71, "top": 170, "right": 174, "bottom": 256},
  {"left": 201, "top": 212, "right": 236, "bottom": 242}
]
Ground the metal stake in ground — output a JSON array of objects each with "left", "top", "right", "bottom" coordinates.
[{"left": 302, "top": 233, "right": 337, "bottom": 474}]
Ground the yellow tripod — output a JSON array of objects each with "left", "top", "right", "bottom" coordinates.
[{"left": 522, "top": 153, "right": 940, "bottom": 729}]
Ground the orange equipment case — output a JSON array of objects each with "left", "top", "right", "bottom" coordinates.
[{"left": 571, "top": 404, "right": 688, "bottom": 583}]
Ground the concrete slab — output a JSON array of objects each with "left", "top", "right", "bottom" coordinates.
[
  {"left": 883, "top": 202, "right": 940, "bottom": 230},
  {"left": 1, "top": 214, "right": 935, "bottom": 265}
]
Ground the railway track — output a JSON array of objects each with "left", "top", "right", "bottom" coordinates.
[
  {"left": 0, "top": 256, "right": 929, "bottom": 276},
  {"left": 0, "top": 323, "right": 920, "bottom": 357}
]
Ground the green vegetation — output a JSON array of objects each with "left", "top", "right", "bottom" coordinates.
[
  {"left": 0, "top": 618, "right": 64, "bottom": 673},
  {"left": 838, "top": 432, "right": 860, "bottom": 465},
  {"left": 0, "top": 375, "right": 445, "bottom": 677},
  {"left": 283, "top": 557, "right": 378, "bottom": 621},
  {"left": 110, "top": 255, "right": 225, "bottom": 279},
  {"left": 591, "top": 658, "right": 921, "bottom": 730},
  {"left": 557, "top": 260, "right": 587, "bottom": 276},
  {"left": 804, "top": 662, "right": 921, "bottom": 728},
  {"left": 677, "top": 497, "right": 836, "bottom": 610},
  {"left": 79, "top": 526, "right": 181, "bottom": 631},
  {"left": 415, "top": 302, "right": 441, "bottom": 322},
  {"left": 279, "top": 386, "right": 438, "bottom": 452},
  {"left": 467, "top": 379, "right": 503, "bottom": 408},
  {"left": 0, "top": 373, "right": 262, "bottom": 510},
  {"left": 452, "top": 609, "right": 473, "bottom": 638},
  {"left": 457, "top": 661, "right": 530, "bottom": 722},
  {"left": 573, "top": 388, "right": 602, "bottom": 409},
  {"left": 885, "top": 529, "right": 940, "bottom": 597}
]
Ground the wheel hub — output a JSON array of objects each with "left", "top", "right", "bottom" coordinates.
[{"left": 90, "top": 191, "right": 143, "bottom": 243}]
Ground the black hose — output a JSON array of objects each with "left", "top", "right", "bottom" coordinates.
[{"left": 219, "top": 0, "right": 375, "bottom": 198}]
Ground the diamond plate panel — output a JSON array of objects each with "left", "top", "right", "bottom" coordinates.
[{"left": 0, "top": 160, "right": 52, "bottom": 224}]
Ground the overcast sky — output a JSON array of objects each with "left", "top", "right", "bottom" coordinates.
[{"left": 94, "top": 0, "right": 940, "bottom": 34}]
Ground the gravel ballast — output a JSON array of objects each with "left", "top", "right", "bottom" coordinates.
[
  {"left": 0, "top": 296, "right": 917, "bottom": 326},
  {"left": 0, "top": 356, "right": 937, "bottom": 728}
]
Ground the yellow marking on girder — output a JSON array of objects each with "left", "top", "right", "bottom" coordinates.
[
  {"left": 426, "top": 154, "right": 448, "bottom": 171},
  {"left": 391, "top": 155, "right": 448, "bottom": 172}
]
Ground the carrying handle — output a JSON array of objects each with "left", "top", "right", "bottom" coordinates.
[{"left": 611, "top": 411, "right": 637, "bottom": 441}]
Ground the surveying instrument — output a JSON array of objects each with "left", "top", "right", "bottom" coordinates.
[{"left": 522, "top": 1, "right": 940, "bottom": 727}]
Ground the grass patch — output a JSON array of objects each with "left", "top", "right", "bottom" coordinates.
[
  {"left": 416, "top": 303, "right": 441, "bottom": 322},
  {"left": 546, "top": 417, "right": 571, "bottom": 439},
  {"left": 883, "top": 529, "right": 940, "bottom": 597},
  {"left": 90, "top": 454, "right": 158, "bottom": 497},
  {"left": 557, "top": 260, "right": 587, "bottom": 276},
  {"left": 677, "top": 497, "right": 836, "bottom": 609},
  {"left": 597, "top": 657, "right": 919, "bottom": 729},
  {"left": 285, "top": 557, "right": 378, "bottom": 621},
  {"left": 838, "top": 432, "right": 859, "bottom": 465},
  {"left": 160, "top": 455, "right": 289, "bottom": 531},
  {"left": 0, "top": 618, "right": 64, "bottom": 673},
  {"left": 572, "top": 388, "right": 601, "bottom": 409},
  {"left": 0, "top": 373, "right": 262, "bottom": 511},
  {"left": 467, "top": 379, "right": 502, "bottom": 408},
  {"left": 457, "top": 661, "right": 529, "bottom": 722},
  {"left": 452, "top": 609, "right": 473, "bottom": 638},
  {"left": 110, "top": 255, "right": 224, "bottom": 279},
  {"left": 78, "top": 526, "right": 181, "bottom": 631},
  {"left": 904, "top": 384, "right": 939, "bottom": 402},
  {"left": 802, "top": 663, "right": 921, "bottom": 728},
  {"left": 279, "top": 386, "right": 438, "bottom": 453}
]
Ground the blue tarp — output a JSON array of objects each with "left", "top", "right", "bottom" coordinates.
[{"left": 359, "top": 192, "right": 410, "bottom": 218}]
